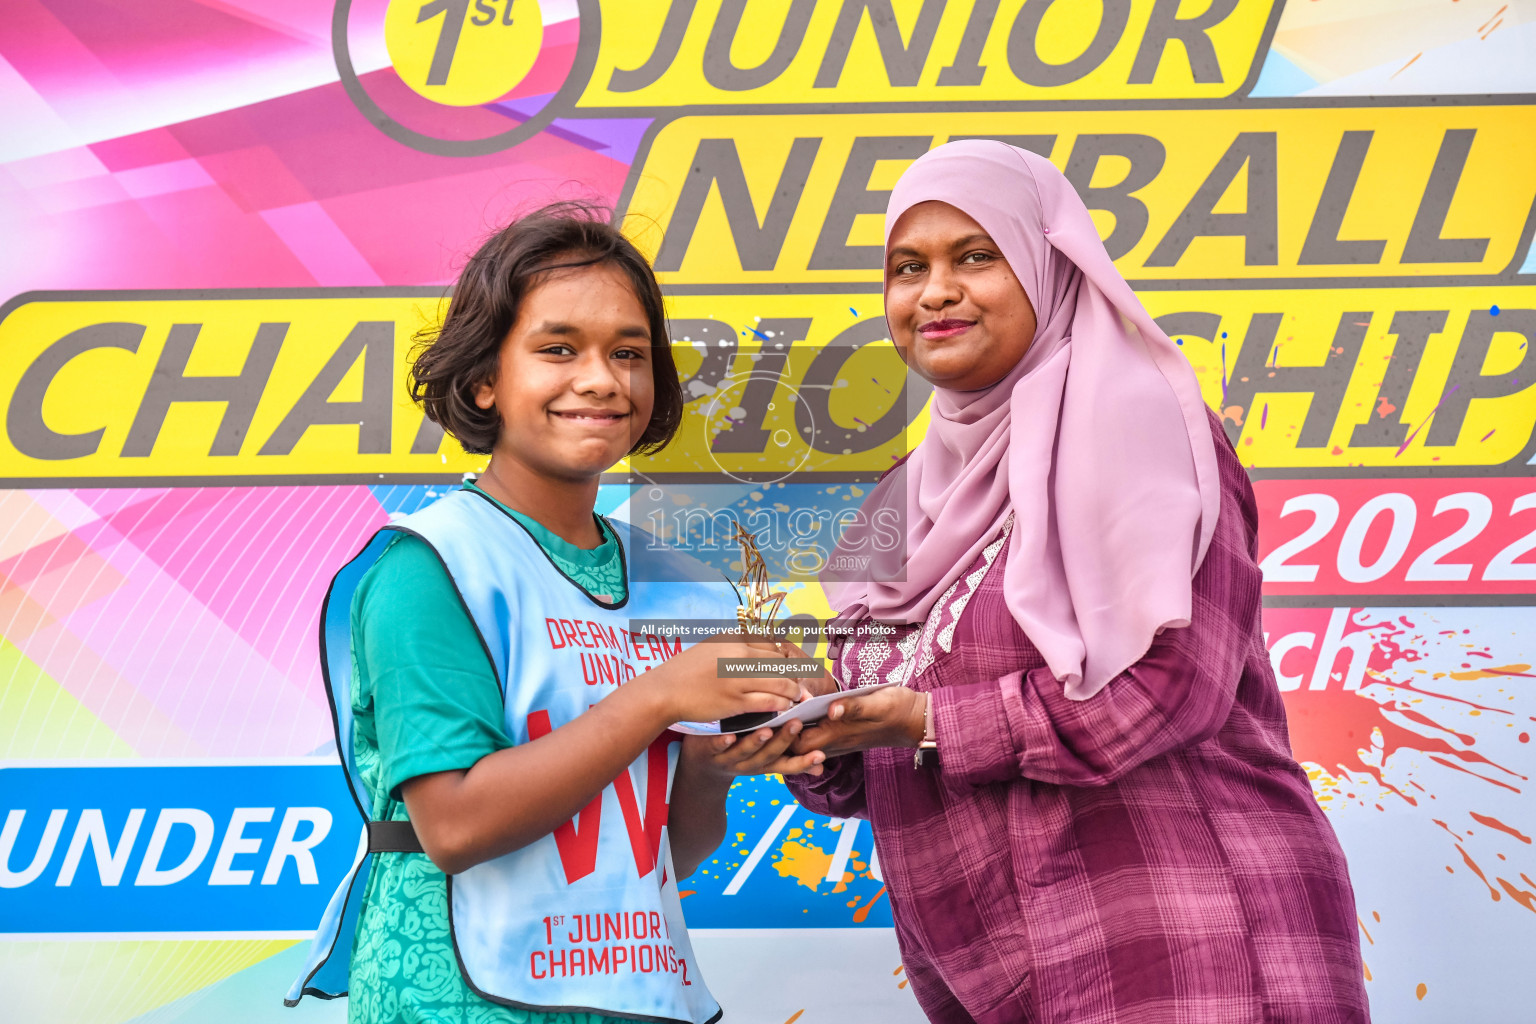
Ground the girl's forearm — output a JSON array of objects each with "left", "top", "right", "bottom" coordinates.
[
  {"left": 401, "top": 676, "right": 674, "bottom": 875},
  {"left": 666, "top": 750, "right": 731, "bottom": 880}
]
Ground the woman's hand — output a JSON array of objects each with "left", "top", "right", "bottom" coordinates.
[
  {"left": 791, "top": 686, "right": 927, "bottom": 759},
  {"left": 684, "top": 721, "right": 826, "bottom": 779}
]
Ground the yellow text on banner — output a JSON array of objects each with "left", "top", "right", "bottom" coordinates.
[
  {"left": 1143, "top": 285, "right": 1536, "bottom": 471},
  {"left": 0, "top": 293, "right": 471, "bottom": 484},
  {"left": 582, "top": 0, "right": 1280, "bottom": 106},
  {"left": 622, "top": 104, "right": 1536, "bottom": 286},
  {"left": 1, "top": 286, "right": 1532, "bottom": 482},
  {"left": 648, "top": 287, "right": 1536, "bottom": 475}
]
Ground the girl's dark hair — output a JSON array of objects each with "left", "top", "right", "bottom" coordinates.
[{"left": 410, "top": 202, "right": 683, "bottom": 457}]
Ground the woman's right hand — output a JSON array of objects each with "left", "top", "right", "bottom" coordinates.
[{"left": 644, "top": 634, "right": 811, "bottom": 724}]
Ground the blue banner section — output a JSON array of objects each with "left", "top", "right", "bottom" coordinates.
[
  {"left": 1, "top": 765, "right": 890, "bottom": 934},
  {"left": 0, "top": 764, "right": 360, "bottom": 934},
  {"left": 683, "top": 775, "right": 892, "bottom": 929}
]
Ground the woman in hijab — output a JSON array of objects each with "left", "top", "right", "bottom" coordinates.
[{"left": 786, "top": 141, "right": 1369, "bottom": 1023}]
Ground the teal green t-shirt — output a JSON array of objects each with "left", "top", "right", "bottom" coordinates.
[{"left": 346, "top": 486, "right": 633, "bottom": 1024}]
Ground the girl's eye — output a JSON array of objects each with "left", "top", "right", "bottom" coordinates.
[
  {"left": 613, "top": 347, "right": 647, "bottom": 361},
  {"left": 540, "top": 344, "right": 575, "bottom": 356}
]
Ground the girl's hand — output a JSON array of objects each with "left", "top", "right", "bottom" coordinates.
[
  {"left": 668, "top": 718, "right": 824, "bottom": 879},
  {"left": 771, "top": 639, "right": 839, "bottom": 698},
  {"left": 791, "top": 686, "right": 927, "bottom": 759},
  {"left": 684, "top": 721, "right": 826, "bottom": 779},
  {"left": 644, "top": 634, "right": 811, "bottom": 724}
]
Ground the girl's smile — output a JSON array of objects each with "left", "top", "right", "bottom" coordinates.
[
  {"left": 549, "top": 406, "right": 631, "bottom": 427},
  {"left": 467, "top": 257, "right": 658, "bottom": 548}
]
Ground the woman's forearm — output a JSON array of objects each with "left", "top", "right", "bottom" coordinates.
[{"left": 783, "top": 751, "right": 869, "bottom": 820}]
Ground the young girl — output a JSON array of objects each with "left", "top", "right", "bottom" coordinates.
[{"left": 287, "top": 204, "right": 824, "bottom": 1024}]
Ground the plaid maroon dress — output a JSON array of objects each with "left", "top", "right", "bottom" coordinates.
[{"left": 787, "top": 416, "right": 1369, "bottom": 1024}]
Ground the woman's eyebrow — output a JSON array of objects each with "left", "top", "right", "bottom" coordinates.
[{"left": 887, "top": 234, "right": 997, "bottom": 260}]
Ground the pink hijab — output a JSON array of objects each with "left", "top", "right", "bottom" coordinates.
[{"left": 824, "top": 140, "right": 1220, "bottom": 700}]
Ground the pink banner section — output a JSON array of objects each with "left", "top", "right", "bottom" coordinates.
[
  {"left": 2, "top": 4, "right": 634, "bottom": 293},
  {"left": 1257, "top": 478, "right": 1536, "bottom": 598},
  {"left": 1, "top": 485, "right": 389, "bottom": 758}
]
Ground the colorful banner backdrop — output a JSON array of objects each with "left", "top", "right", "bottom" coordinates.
[{"left": 2, "top": 2, "right": 1534, "bottom": 1023}]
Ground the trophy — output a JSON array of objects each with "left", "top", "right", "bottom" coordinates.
[
  {"left": 731, "top": 522, "right": 787, "bottom": 636},
  {"left": 718, "top": 523, "right": 794, "bottom": 733}
]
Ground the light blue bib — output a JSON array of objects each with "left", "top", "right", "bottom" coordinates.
[{"left": 287, "top": 488, "right": 736, "bottom": 1023}]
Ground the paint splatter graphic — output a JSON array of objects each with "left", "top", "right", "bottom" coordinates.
[
  {"left": 686, "top": 777, "right": 890, "bottom": 928},
  {"left": 1267, "top": 607, "right": 1536, "bottom": 923},
  {"left": 774, "top": 826, "right": 834, "bottom": 890},
  {"left": 1266, "top": 604, "right": 1536, "bottom": 1009},
  {"left": 1271, "top": 609, "right": 1529, "bottom": 802}
]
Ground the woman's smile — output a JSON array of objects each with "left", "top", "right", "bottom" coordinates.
[{"left": 917, "top": 317, "right": 977, "bottom": 340}]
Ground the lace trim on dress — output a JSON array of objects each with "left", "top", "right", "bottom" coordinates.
[{"left": 841, "top": 513, "right": 1015, "bottom": 690}]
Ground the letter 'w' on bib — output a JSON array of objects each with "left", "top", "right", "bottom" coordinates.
[
  {"left": 528, "top": 707, "right": 604, "bottom": 883},
  {"left": 288, "top": 488, "right": 736, "bottom": 1022},
  {"left": 528, "top": 710, "right": 674, "bottom": 884}
]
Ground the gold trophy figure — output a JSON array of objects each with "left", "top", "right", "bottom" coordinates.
[
  {"left": 717, "top": 523, "right": 795, "bottom": 733},
  {"left": 732, "top": 522, "right": 787, "bottom": 637}
]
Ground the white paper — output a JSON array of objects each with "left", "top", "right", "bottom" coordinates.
[{"left": 672, "top": 682, "right": 897, "bottom": 736}]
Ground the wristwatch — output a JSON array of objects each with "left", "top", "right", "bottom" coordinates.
[{"left": 914, "top": 691, "right": 938, "bottom": 768}]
